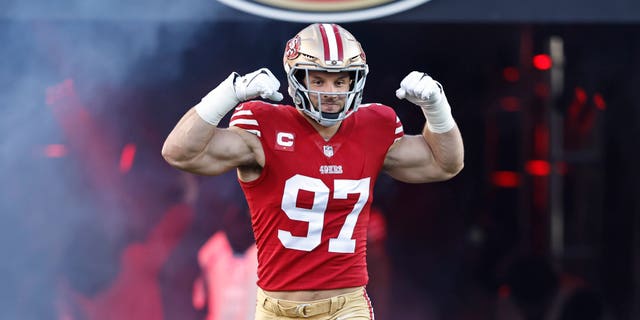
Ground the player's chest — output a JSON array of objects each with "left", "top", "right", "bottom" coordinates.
[{"left": 263, "top": 129, "right": 382, "bottom": 178}]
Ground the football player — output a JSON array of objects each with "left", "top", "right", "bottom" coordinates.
[{"left": 162, "top": 23, "right": 464, "bottom": 319}]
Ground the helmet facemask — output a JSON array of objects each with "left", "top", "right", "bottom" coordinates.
[{"left": 288, "top": 63, "right": 368, "bottom": 127}]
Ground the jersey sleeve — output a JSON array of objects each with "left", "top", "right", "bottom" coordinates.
[
  {"left": 228, "top": 101, "right": 266, "bottom": 138},
  {"left": 361, "top": 103, "right": 404, "bottom": 143}
]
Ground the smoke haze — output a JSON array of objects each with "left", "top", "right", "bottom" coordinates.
[{"left": 0, "top": 1, "right": 227, "bottom": 318}]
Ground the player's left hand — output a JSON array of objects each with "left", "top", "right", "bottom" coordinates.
[
  {"left": 395, "top": 71, "right": 455, "bottom": 133},
  {"left": 395, "top": 71, "right": 443, "bottom": 107}
]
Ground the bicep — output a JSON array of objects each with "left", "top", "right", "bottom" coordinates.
[
  {"left": 163, "top": 108, "right": 261, "bottom": 176},
  {"left": 382, "top": 135, "right": 445, "bottom": 183},
  {"left": 199, "top": 128, "right": 261, "bottom": 174},
  {"left": 177, "top": 127, "right": 259, "bottom": 176}
]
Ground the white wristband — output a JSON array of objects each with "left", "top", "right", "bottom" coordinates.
[
  {"left": 421, "top": 94, "right": 456, "bottom": 134},
  {"left": 194, "top": 73, "right": 240, "bottom": 126}
]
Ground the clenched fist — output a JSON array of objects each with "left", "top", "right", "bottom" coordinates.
[{"left": 396, "top": 71, "right": 454, "bottom": 133}]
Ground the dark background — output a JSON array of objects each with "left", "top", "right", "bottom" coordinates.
[{"left": 1, "top": 1, "right": 638, "bottom": 319}]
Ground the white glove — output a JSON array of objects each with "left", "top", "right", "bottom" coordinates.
[
  {"left": 195, "top": 68, "right": 283, "bottom": 126},
  {"left": 234, "top": 68, "right": 284, "bottom": 102},
  {"left": 396, "top": 71, "right": 455, "bottom": 133}
]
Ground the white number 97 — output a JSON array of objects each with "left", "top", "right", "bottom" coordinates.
[{"left": 278, "top": 174, "right": 370, "bottom": 253}]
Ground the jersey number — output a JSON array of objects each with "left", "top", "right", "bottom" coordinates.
[{"left": 278, "top": 174, "right": 370, "bottom": 253}]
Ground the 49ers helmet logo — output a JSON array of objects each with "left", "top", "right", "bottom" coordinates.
[
  {"left": 216, "top": 0, "right": 433, "bottom": 23},
  {"left": 284, "top": 35, "right": 301, "bottom": 60}
]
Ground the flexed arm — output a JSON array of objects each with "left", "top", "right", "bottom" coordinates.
[
  {"left": 162, "top": 68, "right": 283, "bottom": 176},
  {"left": 384, "top": 72, "right": 464, "bottom": 183}
]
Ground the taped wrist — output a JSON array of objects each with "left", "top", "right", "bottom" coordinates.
[
  {"left": 194, "top": 72, "right": 240, "bottom": 126},
  {"left": 421, "top": 93, "right": 456, "bottom": 134}
]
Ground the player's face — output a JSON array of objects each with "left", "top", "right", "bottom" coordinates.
[{"left": 304, "top": 71, "right": 352, "bottom": 113}]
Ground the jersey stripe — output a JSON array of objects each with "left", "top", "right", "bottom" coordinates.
[
  {"left": 229, "top": 118, "right": 258, "bottom": 127},
  {"left": 394, "top": 116, "right": 404, "bottom": 142},
  {"left": 231, "top": 108, "right": 261, "bottom": 136},
  {"left": 233, "top": 110, "right": 253, "bottom": 117},
  {"left": 395, "top": 116, "right": 404, "bottom": 134}
]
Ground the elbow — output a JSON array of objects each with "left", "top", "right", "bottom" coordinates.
[
  {"left": 438, "top": 159, "right": 464, "bottom": 181},
  {"left": 450, "top": 159, "right": 464, "bottom": 176},
  {"left": 161, "top": 142, "right": 189, "bottom": 169},
  {"left": 161, "top": 144, "right": 178, "bottom": 166}
]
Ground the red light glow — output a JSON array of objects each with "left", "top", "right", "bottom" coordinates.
[
  {"left": 491, "top": 171, "right": 520, "bottom": 188},
  {"left": 575, "top": 87, "right": 588, "bottom": 104},
  {"left": 532, "top": 54, "right": 552, "bottom": 70},
  {"left": 44, "top": 144, "right": 67, "bottom": 158},
  {"left": 119, "top": 143, "right": 136, "bottom": 173},
  {"left": 593, "top": 93, "right": 606, "bottom": 110},
  {"left": 526, "top": 160, "right": 550, "bottom": 176}
]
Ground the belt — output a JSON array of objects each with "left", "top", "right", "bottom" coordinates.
[{"left": 258, "top": 288, "right": 361, "bottom": 318}]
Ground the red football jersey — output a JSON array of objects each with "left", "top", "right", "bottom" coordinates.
[{"left": 229, "top": 101, "right": 403, "bottom": 291}]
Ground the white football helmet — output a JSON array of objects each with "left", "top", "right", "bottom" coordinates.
[{"left": 283, "top": 23, "right": 369, "bottom": 127}]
